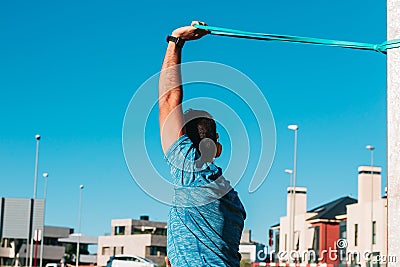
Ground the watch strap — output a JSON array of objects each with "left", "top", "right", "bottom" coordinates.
[{"left": 166, "top": 35, "right": 185, "bottom": 48}]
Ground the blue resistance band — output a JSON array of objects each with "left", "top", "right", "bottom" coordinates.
[{"left": 194, "top": 24, "right": 400, "bottom": 54}]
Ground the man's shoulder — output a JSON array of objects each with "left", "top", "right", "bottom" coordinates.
[
  {"left": 164, "top": 134, "right": 197, "bottom": 166},
  {"left": 165, "top": 134, "right": 193, "bottom": 158}
]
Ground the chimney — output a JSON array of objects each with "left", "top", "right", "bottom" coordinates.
[
  {"left": 287, "top": 187, "right": 307, "bottom": 217},
  {"left": 240, "top": 229, "right": 251, "bottom": 243},
  {"left": 358, "top": 166, "right": 382, "bottom": 203}
]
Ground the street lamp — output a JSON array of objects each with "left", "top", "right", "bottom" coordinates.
[
  {"left": 29, "top": 135, "right": 41, "bottom": 267},
  {"left": 288, "top": 124, "right": 299, "bottom": 259},
  {"left": 366, "top": 145, "right": 375, "bottom": 261},
  {"left": 39, "top": 173, "right": 49, "bottom": 267},
  {"left": 76, "top": 185, "right": 84, "bottom": 267},
  {"left": 284, "top": 169, "right": 294, "bottom": 253}
]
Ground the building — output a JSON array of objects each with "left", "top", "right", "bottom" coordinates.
[
  {"left": 239, "top": 230, "right": 266, "bottom": 263},
  {"left": 346, "top": 166, "right": 387, "bottom": 267},
  {"left": 271, "top": 187, "right": 357, "bottom": 265},
  {"left": 0, "top": 197, "right": 96, "bottom": 267},
  {"left": 0, "top": 198, "right": 44, "bottom": 266},
  {"left": 306, "top": 196, "right": 357, "bottom": 266},
  {"left": 97, "top": 216, "right": 167, "bottom": 266}
]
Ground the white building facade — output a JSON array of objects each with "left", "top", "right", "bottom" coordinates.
[
  {"left": 276, "top": 187, "right": 315, "bottom": 257},
  {"left": 346, "top": 166, "right": 387, "bottom": 267},
  {"left": 97, "top": 217, "right": 167, "bottom": 266}
]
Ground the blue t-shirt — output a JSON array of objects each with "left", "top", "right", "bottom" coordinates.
[{"left": 165, "top": 135, "right": 246, "bottom": 267}]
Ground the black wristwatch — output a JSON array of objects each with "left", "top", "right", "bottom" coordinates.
[{"left": 166, "top": 35, "right": 185, "bottom": 48}]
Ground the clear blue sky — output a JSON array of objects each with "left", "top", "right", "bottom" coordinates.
[{"left": 0, "top": 0, "right": 387, "bottom": 243}]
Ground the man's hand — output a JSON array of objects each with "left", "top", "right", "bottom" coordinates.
[{"left": 171, "top": 21, "right": 209, "bottom": 41}]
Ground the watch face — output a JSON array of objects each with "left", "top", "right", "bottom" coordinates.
[
  {"left": 167, "top": 36, "right": 184, "bottom": 47},
  {"left": 176, "top": 38, "right": 185, "bottom": 47}
]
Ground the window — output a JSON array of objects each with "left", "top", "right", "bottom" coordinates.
[
  {"left": 355, "top": 224, "right": 358, "bottom": 246},
  {"left": 275, "top": 232, "right": 280, "bottom": 252},
  {"left": 284, "top": 234, "right": 287, "bottom": 251},
  {"left": 372, "top": 221, "right": 376, "bottom": 245},
  {"left": 295, "top": 231, "right": 300, "bottom": 251},
  {"left": 114, "top": 226, "right": 125, "bottom": 235},
  {"left": 339, "top": 221, "right": 346, "bottom": 239},
  {"left": 351, "top": 253, "right": 360, "bottom": 265},
  {"left": 1, "top": 238, "right": 12, "bottom": 248},
  {"left": 44, "top": 237, "right": 59, "bottom": 246},
  {"left": 146, "top": 246, "right": 166, "bottom": 257},
  {"left": 370, "top": 252, "right": 380, "bottom": 267},
  {"left": 131, "top": 226, "right": 165, "bottom": 235},
  {"left": 154, "top": 228, "right": 167, "bottom": 236},
  {"left": 102, "top": 247, "right": 110, "bottom": 256},
  {"left": 312, "top": 226, "right": 320, "bottom": 260},
  {"left": 114, "top": 246, "right": 124, "bottom": 255},
  {"left": 338, "top": 222, "right": 347, "bottom": 264}
]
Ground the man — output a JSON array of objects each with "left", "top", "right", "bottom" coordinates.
[{"left": 159, "top": 21, "right": 246, "bottom": 267}]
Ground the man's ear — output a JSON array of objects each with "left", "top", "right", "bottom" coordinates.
[
  {"left": 215, "top": 133, "right": 222, "bottom": 158},
  {"left": 215, "top": 142, "right": 222, "bottom": 158}
]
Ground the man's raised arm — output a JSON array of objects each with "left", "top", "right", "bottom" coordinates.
[{"left": 158, "top": 21, "right": 208, "bottom": 153}]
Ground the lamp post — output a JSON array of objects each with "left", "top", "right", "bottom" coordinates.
[
  {"left": 28, "top": 134, "right": 41, "bottom": 267},
  {"left": 366, "top": 145, "right": 375, "bottom": 263},
  {"left": 288, "top": 124, "right": 299, "bottom": 261},
  {"left": 39, "top": 173, "right": 49, "bottom": 267},
  {"left": 33, "top": 134, "right": 41, "bottom": 199},
  {"left": 284, "top": 169, "right": 293, "bottom": 254},
  {"left": 76, "top": 185, "right": 84, "bottom": 267}
]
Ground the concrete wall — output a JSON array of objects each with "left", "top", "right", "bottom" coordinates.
[{"left": 41, "top": 245, "right": 65, "bottom": 260}]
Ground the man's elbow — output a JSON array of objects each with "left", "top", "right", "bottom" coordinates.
[{"left": 159, "top": 96, "right": 181, "bottom": 113}]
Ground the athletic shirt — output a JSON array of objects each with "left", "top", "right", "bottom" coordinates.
[{"left": 165, "top": 135, "right": 246, "bottom": 267}]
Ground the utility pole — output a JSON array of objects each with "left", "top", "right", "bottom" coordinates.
[
  {"left": 387, "top": 1, "right": 400, "bottom": 266},
  {"left": 76, "top": 185, "right": 84, "bottom": 267},
  {"left": 29, "top": 135, "right": 41, "bottom": 267}
]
